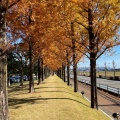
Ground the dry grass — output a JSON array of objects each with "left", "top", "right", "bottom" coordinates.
[
  {"left": 8, "top": 75, "right": 110, "bottom": 120},
  {"left": 78, "top": 71, "right": 120, "bottom": 77}
]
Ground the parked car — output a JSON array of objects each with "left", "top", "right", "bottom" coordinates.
[
  {"left": 23, "top": 75, "right": 28, "bottom": 81},
  {"left": 9, "top": 77, "right": 16, "bottom": 84},
  {"left": 8, "top": 76, "right": 21, "bottom": 84},
  {"left": 14, "top": 76, "right": 21, "bottom": 82}
]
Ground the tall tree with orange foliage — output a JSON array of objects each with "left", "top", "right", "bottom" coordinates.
[
  {"left": 71, "top": 0, "right": 120, "bottom": 109},
  {"left": 0, "top": 0, "right": 22, "bottom": 119},
  {"left": 6, "top": 0, "right": 57, "bottom": 92}
]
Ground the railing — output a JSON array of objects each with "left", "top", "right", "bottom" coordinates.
[{"left": 77, "top": 78, "right": 120, "bottom": 96}]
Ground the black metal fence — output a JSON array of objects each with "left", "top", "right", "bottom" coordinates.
[{"left": 77, "top": 78, "right": 120, "bottom": 96}]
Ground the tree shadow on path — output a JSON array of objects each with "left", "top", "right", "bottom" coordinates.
[{"left": 9, "top": 96, "right": 89, "bottom": 109}]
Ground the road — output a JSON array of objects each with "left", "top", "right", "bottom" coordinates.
[
  {"left": 70, "top": 75, "right": 120, "bottom": 95},
  {"left": 70, "top": 75, "right": 120, "bottom": 88}
]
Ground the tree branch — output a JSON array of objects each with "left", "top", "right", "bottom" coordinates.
[
  {"left": 8, "top": 0, "right": 21, "bottom": 9},
  {"left": 75, "top": 47, "right": 90, "bottom": 59},
  {"left": 75, "top": 20, "right": 89, "bottom": 31},
  {"left": 96, "top": 47, "right": 108, "bottom": 60}
]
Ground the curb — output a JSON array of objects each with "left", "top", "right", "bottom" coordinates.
[
  {"left": 78, "top": 92, "right": 114, "bottom": 120},
  {"left": 69, "top": 81, "right": 114, "bottom": 120}
]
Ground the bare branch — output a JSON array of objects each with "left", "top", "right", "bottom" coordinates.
[{"left": 96, "top": 47, "right": 109, "bottom": 60}]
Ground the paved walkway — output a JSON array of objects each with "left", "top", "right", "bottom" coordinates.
[{"left": 70, "top": 79, "right": 120, "bottom": 120}]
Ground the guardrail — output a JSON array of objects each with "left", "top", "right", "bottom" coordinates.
[{"left": 77, "top": 78, "right": 120, "bottom": 96}]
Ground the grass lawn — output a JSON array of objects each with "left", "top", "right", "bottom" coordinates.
[{"left": 8, "top": 75, "right": 110, "bottom": 120}]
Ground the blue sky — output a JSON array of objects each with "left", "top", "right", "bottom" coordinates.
[{"left": 78, "top": 45, "right": 120, "bottom": 69}]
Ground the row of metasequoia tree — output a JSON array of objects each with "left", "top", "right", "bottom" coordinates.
[{"left": 0, "top": 0, "right": 120, "bottom": 119}]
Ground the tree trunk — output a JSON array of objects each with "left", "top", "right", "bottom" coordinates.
[
  {"left": 57, "top": 70, "right": 59, "bottom": 77},
  {"left": 71, "top": 22, "right": 78, "bottom": 92},
  {"left": 0, "top": 54, "right": 8, "bottom": 120},
  {"left": 94, "top": 71, "right": 98, "bottom": 109},
  {"left": 44, "top": 67, "right": 46, "bottom": 78},
  {"left": 90, "top": 56, "right": 98, "bottom": 109},
  {"left": 67, "top": 52, "right": 70, "bottom": 86},
  {"left": 58, "top": 69, "right": 61, "bottom": 78},
  {"left": 37, "top": 58, "right": 41, "bottom": 85},
  {"left": 62, "top": 65, "right": 65, "bottom": 82},
  {"left": 41, "top": 59, "right": 44, "bottom": 81},
  {"left": 44, "top": 66, "right": 48, "bottom": 78},
  {"left": 29, "top": 41, "right": 34, "bottom": 93},
  {"left": 45, "top": 67, "right": 49, "bottom": 78},
  {"left": 88, "top": 7, "right": 98, "bottom": 109},
  {"left": 46, "top": 67, "right": 50, "bottom": 77},
  {"left": 0, "top": 4, "right": 8, "bottom": 119},
  {"left": 61, "top": 65, "right": 63, "bottom": 80},
  {"left": 60, "top": 69, "right": 62, "bottom": 79},
  {"left": 20, "top": 58, "right": 24, "bottom": 86},
  {"left": 63, "top": 66, "right": 66, "bottom": 82},
  {"left": 67, "top": 65, "right": 70, "bottom": 86},
  {"left": 59, "top": 69, "right": 61, "bottom": 78},
  {"left": 59, "top": 69, "right": 62, "bottom": 79},
  {"left": 20, "top": 67, "right": 24, "bottom": 86},
  {"left": 73, "top": 56, "right": 78, "bottom": 92}
]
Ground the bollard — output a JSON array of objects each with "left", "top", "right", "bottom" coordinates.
[{"left": 112, "top": 112, "right": 119, "bottom": 120}]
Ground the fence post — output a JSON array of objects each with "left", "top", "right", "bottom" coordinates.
[
  {"left": 107, "top": 85, "right": 108, "bottom": 92},
  {"left": 118, "top": 88, "right": 120, "bottom": 97},
  {"left": 99, "top": 83, "right": 100, "bottom": 88}
]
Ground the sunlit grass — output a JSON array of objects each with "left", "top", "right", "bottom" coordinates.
[{"left": 8, "top": 75, "right": 110, "bottom": 120}]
